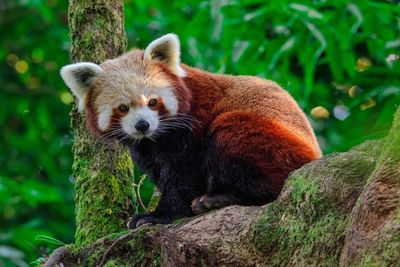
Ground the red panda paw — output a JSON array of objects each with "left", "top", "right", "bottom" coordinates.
[{"left": 191, "top": 194, "right": 235, "bottom": 214}]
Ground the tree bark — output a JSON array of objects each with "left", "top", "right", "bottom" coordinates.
[{"left": 68, "top": 0, "right": 135, "bottom": 247}]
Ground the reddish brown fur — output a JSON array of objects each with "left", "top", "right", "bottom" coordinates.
[
  {"left": 155, "top": 64, "right": 321, "bottom": 194},
  {"left": 157, "top": 63, "right": 192, "bottom": 114},
  {"left": 153, "top": 98, "right": 170, "bottom": 117},
  {"left": 210, "top": 111, "right": 319, "bottom": 196},
  {"left": 180, "top": 66, "right": 319, "bottom": 147},
  {"left": 85, "top": 88, "right": 102, "bottom": 136},
  {"left": 110, "top": 107, "right": 128, "bottom": 130}
]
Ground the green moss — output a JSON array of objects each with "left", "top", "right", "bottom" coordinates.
[
  {"left": 109, "top": 175, "right": 120, "bottom": 202},
  {"left": 72, "top": 143, "right": 135, "bottom": 246},
  {"left": 71, "top": 228, "right": 160, "bottom": 266},
  {"left": 173, "top": 218, "right": 184, "bottom": 225},
  {"left": 358, "top": 256, "right": 381, "bottom": 267},
  {"left": 115, "top": 155, "right": 134, "bottom": 172},
  {"left": 152, "top": 254, "right": 161, "bottom": 267},
  {"left": 103, "top": 260, "right": 120, "bottom": 267},
  {"left": 82, "top": 31, "right": 94, "bottom": 50},
  {"left": 100, "top": 228, "right": 160, "bottom": 267},
  {"left": 249, "top": 129, "right": 400, "bottom": 266},
  {"left": 252, "top": 153, "right": 365, "bottom": 266},
  {"left": 254, "top": 195, "right": 347, "bottom": 266},
  {"left": 95, "top": 17, "right": 107, "bottom": 29},
  {"left": 286, "top": 175, "right": 325, "bottom": 222},
  {"left": 289, "top": 175, "right": 318, "bottom": 203},
  {"left": 104, "top": 230, "right": 131, "bottom": 241}
]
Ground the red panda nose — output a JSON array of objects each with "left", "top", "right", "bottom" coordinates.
[{"left": 135, "top": 120, "right": 150, "bottom": 133}]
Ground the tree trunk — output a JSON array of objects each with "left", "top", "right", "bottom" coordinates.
[{"left": 68, "top": 0, "right": 135, "bottom": 247}]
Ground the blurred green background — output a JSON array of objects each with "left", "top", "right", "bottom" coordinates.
[{"left": 1, "top": 0, "right": 399, "bottom": 265}]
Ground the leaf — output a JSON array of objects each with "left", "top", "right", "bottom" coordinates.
[
  {"left": 289, "top": 3, "right": 323, "bottom": 20},
  {"left": 267, "top": 36, "right": 297, "bottom": 72},
  {"left": 34, "top": 235, "right": 65, "bottom": 246},
  {"left": 0, "top": 245, "right": 24, "bottom": 259},
  {"left": 347, "top": 3, "right": 363, "bottom": 34}
]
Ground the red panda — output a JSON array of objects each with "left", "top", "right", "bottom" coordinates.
[{"left": 60, "top": 34, "right": 321, "bottom": 229}]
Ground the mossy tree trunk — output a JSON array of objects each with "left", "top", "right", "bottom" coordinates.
[{"left": 68, "top": 0, "right": 135, "bottom": 247}]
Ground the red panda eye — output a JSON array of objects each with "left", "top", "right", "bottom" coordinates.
[
  {"left": 118, "top": 104, "right": 129, "bottom": 113},
  {"left": 148, "top": 98, "right": 158, "bottom": 107}
]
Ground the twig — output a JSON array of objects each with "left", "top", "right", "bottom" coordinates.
[
  {"left": 96, "top": 227, "right": 143, "bottom": 267},
  {"left": 136, "top": 175, "right": 148, "bottom": 211}
]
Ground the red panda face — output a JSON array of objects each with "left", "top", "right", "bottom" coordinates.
[
  {"left": 93, "top": 58, "right": 179, "bottom": 139},
  {"left": 60, "top": 34, "right": 188, "bottom": 141}
]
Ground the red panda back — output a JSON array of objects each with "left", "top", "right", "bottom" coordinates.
[{"left": 181, "top": 66, "right": 321, "bottom": 158}]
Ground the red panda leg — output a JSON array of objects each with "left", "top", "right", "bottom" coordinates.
[{"left": 192, "top": 111, "right": 319, "bottom": 214}]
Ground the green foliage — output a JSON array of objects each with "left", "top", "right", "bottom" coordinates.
[
  {"left": 0, "top": 1, "right": 73, "bottom": 266},
  {"left": 0, "top": 0, "right": 399, "bottom": 265}
]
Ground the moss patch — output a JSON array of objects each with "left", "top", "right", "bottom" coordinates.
[
  {"left": 253, "top": 187, "right": 347, "bottom": 266},
  {"left": 73, "top": 145, "right": 135, "bottom": 246},
  {"left": 71, "top": 227, "right": 160, "bottom": 267},
  {"left": 250, "top": 139, "right": 384, "bottom": 266}
]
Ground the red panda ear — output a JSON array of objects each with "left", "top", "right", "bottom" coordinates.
[
  {"left": 60, "top": 62, "right": 103, "bottom": 112},
  {"left": 144, "top": 33, "right": 186, "bottom": 77}
]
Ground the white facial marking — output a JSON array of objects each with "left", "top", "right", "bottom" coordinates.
[
  {"left": 157, "top": 89, "right": 178, "bottom": 115},
  {"left": 78, "top": 94, "right": 87, "bottom": 112},
  {"left": 121, "top": 107, "right": 159, "bottom": 138},
  {"left": 98, "top": 108, "right": 112, "bottom": 131}
]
